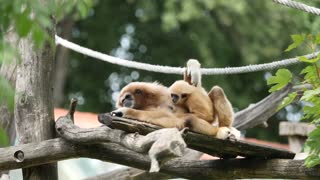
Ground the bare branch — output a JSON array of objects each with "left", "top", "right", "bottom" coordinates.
[
  {"left": 0, "top": 139, "right": 318, "bottom": 179},
  {"left": 98, "top": 114, "right": 295, "bottom": 159},
  {"left": 56, "top": 114, "right": 187, "bottom": 172},
  {"left": 233, "top": 85, "right": 292, "bottom": 130}
]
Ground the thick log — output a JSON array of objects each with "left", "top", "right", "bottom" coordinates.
[
  {"left": 233, "top": 85, "right": 292, "bottom": 130},
  {"left": 13, "top": 9, "right": 57, "bottom": 180},
  {"left": 0, "top": 138, "right": 318, "bottom": 179},
  {"left": 99, "top": 114, "right": 295, "bottom": 159}
]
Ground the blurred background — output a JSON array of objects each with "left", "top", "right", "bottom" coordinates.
[{"left": 7, "top": 0, "right": 320, "bottom": 179}]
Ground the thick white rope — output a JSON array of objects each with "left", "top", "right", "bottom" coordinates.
[
  {"left": 55, "top": 35, "right": 318, "bottom": 75},
  {"left": 273, "top": 0, "right": 320, "bottom": 16}
]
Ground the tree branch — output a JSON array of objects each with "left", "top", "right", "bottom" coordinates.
[
  {"left": 0, "top": 138, "right": 318, "bottom": 179},
  {"left": 56, "top": 111, "right": 187, "bottom": 172},
  {"left": 233, "top": 84, "right": 292, "bottom": 130},
  {"left": 98, "top": 114, "right": 295, "bottom": 159}
]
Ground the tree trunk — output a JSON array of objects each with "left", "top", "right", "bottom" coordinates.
[
  {"left": 14, "top": 17, "right": 57, "bottom": 180},
  {"left": 0, "top": 30, "right": 18, "bottom": 180},
  {"left": 53, "top": 16, "right": 74, "bottom": 107}
]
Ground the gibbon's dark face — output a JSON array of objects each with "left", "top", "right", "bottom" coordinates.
[
  {"left": 171, "top": 93, "right": 188, "bottom": 104},
  {"left": 120, "top": 89, "right": 143, "bottom": 108}
]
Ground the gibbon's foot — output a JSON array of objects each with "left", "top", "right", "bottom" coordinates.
[
  {"left": 216, "top": 127, "right": 231, "bottom": 140},
  {"left": 216, "top": 127, "right": 240, "bottom": 140},
  {"left": 111, "top": 107, "right": 130, "bottom": 117},
  {"left": 229, "top": 127, "right": 241, "bottom": 141}
]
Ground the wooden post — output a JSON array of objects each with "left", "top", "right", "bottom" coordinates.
[
  {"left": 279, "top": 122, "right": 315, "bottom": 153},
  {"left": 14, "top": 12, "right": 57, "bottom": 180}
]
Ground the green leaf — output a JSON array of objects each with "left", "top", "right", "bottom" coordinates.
[
  {"left": 32, "top": 25, "right": 47, "bottom": 48},
  {"left": 277, "top": 92, "right": 297, "bottom": 111},
  {"left": 304, "top": 128, "right": 320, "bottom": 167},
  {"left": 77, "top": 1, "right": 89, "bottom": 18},
  {"left": 15, "top": 9, "right": 33, "bottom": 37},
  {"left": 299, "top": 56, "right": 319, "bottom": 63},
  {"left": 285, "top": 34, "right": 306, "bottom": 52},
  {"left": 316, "top": 34, "right": 320, "bottom": 44},
  {"left": 301, "top": 88, "right": 320, "bottom": 101},
  {"left": 267, "top": 69, "right": 292, "bottom": 92},
  {"left": 0, "top": 76, "right": 15, "bottom": 112},
  {"left": 0, "top": 128, "right": 9, "bottom": 146},
  {"left": 305, "top": 154, "right": 320, "bottom": 168}
]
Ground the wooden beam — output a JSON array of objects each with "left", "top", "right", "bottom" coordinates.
[
  {"left": 99, "top": 114, "right": 295, "bottom": 159},
  {"left": 279, "top": 122, "right": 315, "bottom": 136},
  {"left": 233, "top": 85, "right": 292, "bottom": 130},
  {"left": 0, "top": 138, "right": 318, "bottom": 179}
]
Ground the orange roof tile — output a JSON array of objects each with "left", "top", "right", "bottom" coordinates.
[{"left": 54, "top": 108, "right": 102, "bottom": 128}]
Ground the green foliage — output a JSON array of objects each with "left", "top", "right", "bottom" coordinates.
[
  {"left": 267, "top": 69, "right": 292, "bottom": 92},
  {"left": 0, "top": 76, "right": 14, "bottom": 112},
  {"left": 0, "top": 128, "right": 9, "bottom": 146},
  {"left": 277, "top": 92, "right": 297, "bottom": 111},
  {"left": 0, "top": 0, "right": 94, "bottom": 145},
  {"left": 0, "top": 0, "right": 94, "bottom": 101},
  {"left": 285, "top": 34, "right": 306, "bottom": 52},
  {"left": 268, "top": 33, "right": 320, "bottom": 167}
]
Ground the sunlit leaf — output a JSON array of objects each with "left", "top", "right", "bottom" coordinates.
[
  {"left": 285, "top": 34, "right": 306, "bottom": 52},
  {"left": 277, "top": 92, "right": 297, "bottom": 111},
  {"left": 0, "top": 128, "right": 9, "bottom": 146},
  {"left": 0, "top": 76, "right": 15, "bottom": 112},
  {"left": 32, "top": 25, "right": 46, "bottom": 48},
  {"left": 301, "top": 88, "right": 320, "bottom": 101},
  {"left": 15, "top": 9, "right": 33, "bottom": 37},
  {"left": 305, "top": 154, "right": 320, "bottom": 168},
  {"left": 267, "top": 69, "right": 292, "bottom": 92},
  {"left": 299, "top": 56, "right": 319, "bottom": 63},
  {"left": 316, "top": 34, "right": 320, "bottom": 44}
]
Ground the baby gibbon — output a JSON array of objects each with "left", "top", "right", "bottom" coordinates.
[
  {"left": 178, "top": 59, "right": 234, "bottom": 128},
  {"left": 112, "top": 82, "right": 232, "bottom": 139},
  {"left": 169, "top": 80, "right": 215, "bottom": 123}
]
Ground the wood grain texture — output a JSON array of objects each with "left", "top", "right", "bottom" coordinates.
[
  {"left": 13, "top": 13, "right": 57, "bottom": 179},
  {"left": 233, "top": 85, "right": 292, "bottom": 130},
  {"left": 56, "top": 114, "right": 187, "bottom": 172},
  {"left": 99, "top": 114, "right": 295, "bottom": 159}
]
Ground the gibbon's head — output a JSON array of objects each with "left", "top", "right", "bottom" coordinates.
[
  {"left": 169, "top": 80, "right": 194, "bottom": 105},
  {"left": 117, "top": 82, "right": 171, "bottom": 110}
]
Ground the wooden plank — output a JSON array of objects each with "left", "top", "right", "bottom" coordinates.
[
  {"left": 279, "top": 122, "right": 315, "bottom": 136},
  {"left": 99, "top": 114, "right": 295, "bottom": 159}
]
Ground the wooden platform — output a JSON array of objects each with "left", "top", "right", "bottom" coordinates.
[{"left": 99, "top": 114, "right": 295, "bottom": 159}]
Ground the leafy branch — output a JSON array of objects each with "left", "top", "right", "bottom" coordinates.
[{"left": 267, "top": 33, "right": 320, "bottom": 167}]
